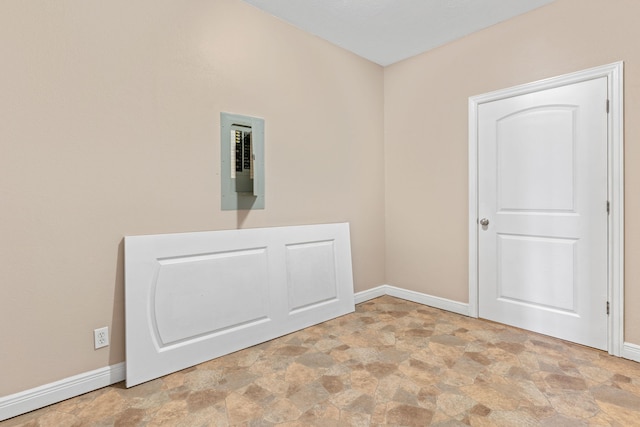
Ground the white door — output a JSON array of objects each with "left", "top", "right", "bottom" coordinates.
[
  {"left": 478, "top": 77, "right": 608, "bottom": 350},
  {"left": 125, "top": 223, "right": 355, "bottom": 387}
]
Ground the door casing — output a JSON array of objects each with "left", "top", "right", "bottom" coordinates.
[{"left": 468, "top": 62, "right": 624, "bottom": 356}]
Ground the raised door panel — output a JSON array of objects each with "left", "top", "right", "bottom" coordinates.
[
  {"left": 153, "top": 248, "right": 270, "bottom": 347},
  {"left": 497, "top": 234, "right": 577, "bottom": 313},
  {"left": 286, "top": 240, "right": 338, "bottom": 313},
  {"left": 497, "top": 107, "right": 576, "bottom": 212}
]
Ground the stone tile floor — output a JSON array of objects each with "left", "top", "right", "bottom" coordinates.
[{"left": 4, "top": 295, "right": 640, "bottom": 426}]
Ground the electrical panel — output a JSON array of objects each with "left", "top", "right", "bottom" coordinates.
[{"left": 220, "top": 113, "right": 264, "bottom": 210}]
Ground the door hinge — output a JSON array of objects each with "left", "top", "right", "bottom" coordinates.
[
  {"left": 607, "top": 301, "right": 610, "bottom": 315},
  {"left": 606, "top": 99, "right": 610, "bottom": 113},
  {"left": 607, "top": 201, "right": 610, "bottom": 214}
]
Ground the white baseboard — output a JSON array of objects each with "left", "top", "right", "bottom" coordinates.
[
  {"left": 354, "top": 285, "right": 388, "bottom": 304},
  {"left": 0, "top": 362, "right": 125, "bottom": 422},
  {"left": 354, "top": 284, "right": 470, "bottom": 316},
  {"left": 622, "top": 342, "right": 640, "bottom": 363},
  {"left": 384, "top": 285, "right": 470, "bottom": 316}
]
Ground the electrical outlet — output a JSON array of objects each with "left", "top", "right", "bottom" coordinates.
[{"left": 94, "top": 327, "right": 109, "bottom": 349}]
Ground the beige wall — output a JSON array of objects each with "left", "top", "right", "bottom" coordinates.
[
  {"left": 0, "top": 0, "right": 385, "bottom": 396},
  {"left": 384, "top": 0, "right": 640, "bottom": 344}
]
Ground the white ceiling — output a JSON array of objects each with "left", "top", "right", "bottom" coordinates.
[{"left": 242, "top": 0, "right": 555, "bottom": 66}]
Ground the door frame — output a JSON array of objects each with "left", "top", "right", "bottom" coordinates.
[{"left": 468, "top": 62, "right": 624, "bottom": 356}]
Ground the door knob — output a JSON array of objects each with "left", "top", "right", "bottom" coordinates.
[{"left": 479, "top": 218, "right": 489, "bottom": 226}]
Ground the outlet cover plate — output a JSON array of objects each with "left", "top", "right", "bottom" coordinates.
[{"left": 94, "top": 327, "right": 109, "bottom": 349}]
